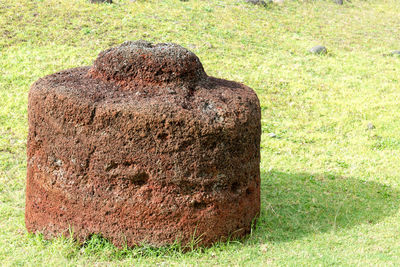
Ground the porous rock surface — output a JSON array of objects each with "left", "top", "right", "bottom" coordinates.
[{"left": 26, "top": 41, "right": 261, "bottom": 247}]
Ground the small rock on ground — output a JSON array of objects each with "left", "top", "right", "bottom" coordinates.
[
  {"left": 268, "top": 133, "right": 277, "bottom": 138},
  {"left": 309, "top": 45, "right": 327, "bottom": 55},
  {"left": 245, "top": 0, "right": 272, "bottom": 6},
  {"left": 334, "top": 0, "right": 343, "bottom": 5},
  {"left": 90, "top": 0, "right": 112, "bottom": 3},
  {"left": 366, "top": 123, "right": 375, "bottom": 130},
  {"left": 383, "top": 50, "right": 400, "bottom": 56}
]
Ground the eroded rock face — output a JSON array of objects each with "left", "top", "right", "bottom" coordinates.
[{"left": 25, "top": 41, "right": 261, "bottom": 247}]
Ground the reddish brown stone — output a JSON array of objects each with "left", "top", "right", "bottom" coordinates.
[{"left": 25, "top": 41, "right": 261, "bottom": 247}]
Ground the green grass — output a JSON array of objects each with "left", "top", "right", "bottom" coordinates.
[{"left": 1, "top": 0, "right": 400, "bottom": 265}]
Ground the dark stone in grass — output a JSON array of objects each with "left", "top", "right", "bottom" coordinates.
[
  {"left": 309, "top": 45, "right": 327, "bottom": 55},
  {"left": 25, "top": 40, "right": 261, "bottom": 248},
  {"left": 383, "top": 50, "right": 400, "bottom": 57},
  {"left": 90, "top": 0, "right": 112, "bottom": 3},
  {"left": 245, "top": 0, "right": 271, "bottom": 7},
  {"left": 334, "top": 0, "right": 343, "bottom": 5}
]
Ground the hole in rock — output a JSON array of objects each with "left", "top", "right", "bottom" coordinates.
[
  {"left": 105, "top": 161, "right": 118, "bottom": 172},
  {"left": 129, "top": 172, "right": 149, "bottom": 186},
  {"left": 231, "top": 182, "right": 240, "bottom": 192},
  {"left": 209, "top": 141, "right": 217, "bottom": 150},
  {"left": 246, "top": 187, "right": 253, "bottom": 195},
  {"left": 193, "top": 201, "right": 207, "bottom": 209},
  {"left": 157, "top": 132, "right": 169, "bottom": 141}
]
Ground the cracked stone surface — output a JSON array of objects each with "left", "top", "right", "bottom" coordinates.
[{"left": 25, "top": 40, "right": 261, "bottom": 247}]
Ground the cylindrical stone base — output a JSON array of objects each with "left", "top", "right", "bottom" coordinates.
[{"left": 25, "top": 41, "right": 261, "bottom": 247}]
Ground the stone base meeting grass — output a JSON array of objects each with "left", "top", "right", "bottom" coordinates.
[{"left": 1, "top": 0, "right": 400, "bottom": 265}]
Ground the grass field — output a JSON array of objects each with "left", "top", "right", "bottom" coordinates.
[{"left": 1, "top": 0, "right": 400, "bottom": 265}]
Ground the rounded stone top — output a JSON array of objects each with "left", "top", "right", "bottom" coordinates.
[
  {"left": 89, "top": 40, "right": 207, "bottom": 87},
  {"left": 30, "top": 40, "right": 260, "bottom": 123}
]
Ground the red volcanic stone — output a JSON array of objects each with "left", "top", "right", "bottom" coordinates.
[{"left": 25, "top": 41, "right": 261, "bottom": 247}]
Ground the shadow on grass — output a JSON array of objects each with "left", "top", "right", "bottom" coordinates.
[{"left": 253, "top": 170, "right": 400, "bottom": 242}]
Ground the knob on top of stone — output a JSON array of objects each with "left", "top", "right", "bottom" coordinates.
[{"left": 89, "top": 40, "right": 207, "bottom": 88}]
